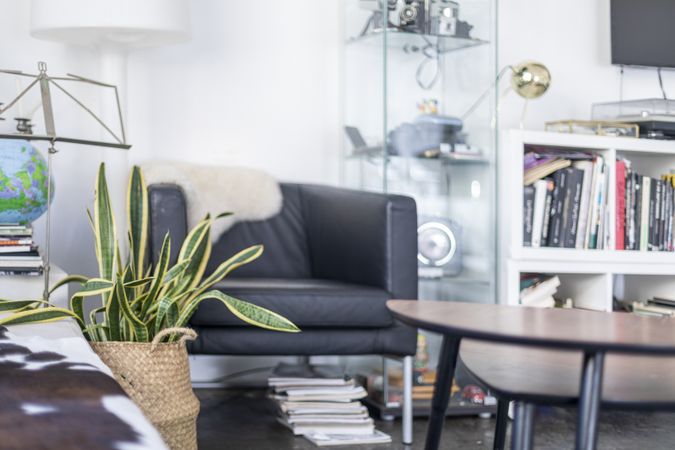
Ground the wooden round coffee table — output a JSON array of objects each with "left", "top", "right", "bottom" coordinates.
[{"left": 387, "top": 300, "right": 675, "bottom": 450}]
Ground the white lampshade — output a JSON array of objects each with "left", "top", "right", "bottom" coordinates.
[{"left": 30, "top": 0, "right": 191, "bottom": 47}]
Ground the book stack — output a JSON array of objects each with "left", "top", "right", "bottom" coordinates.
[
  {"left": 519, "top": 274, "right": 561, "bottom": 308},
  {"left": 616, "top": 159, "right": 675, "bottom": 252},
  {"left": 269, "top": 363, "right": 391, "bottom": 447},
  {"left": 0, "top": 224, "right": 42, "bottom": 276},
  {"left": 524, "top": 150, "right": 610, "bottom": 249},
  {"left": 632, "top": 297, "right": 675, "bottom": 317}
]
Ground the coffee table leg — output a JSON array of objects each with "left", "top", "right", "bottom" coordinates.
[
  {"left": 511, "top": 402, "right": 535, "bottom": 450},
  {"left": 575, "top": 351, "right": 605, "bottom": 450},
  {"left": 424, "top": 336, "right": 461, "bottom": 450},
  {"left": 493, "top": 399, "right": 509, "bottom": 450}
]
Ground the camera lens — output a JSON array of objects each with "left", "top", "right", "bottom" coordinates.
[{"left": 400, "top": 5, "right": 418, "bottom": 22}]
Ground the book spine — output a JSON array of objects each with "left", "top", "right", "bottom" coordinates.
[
  {"left": 585, "top": 157, "right": 601, "bottom": 249},
  {"left": 635, "top": 175, "right": 643, "bottom": 250},
  {"left": 523, "top": 185, "right": 535, "bottom": 246},
  {"left": 541, "top": 180, "right": 554, "bottom": 247},
  {"left": 640, "top": 176, "right": 651, "bottom": 251},
  {"left": 531, "top": 180, "right": 548, "bottom": 248},
  {"left": 574, "top": 162, "right": 593, "bottom": 249},
  {"left": 564, "top": 168, "right": 584, "bottom": 248},
  {"left": 615, "top": 160, "right": 626, "bottom": 250},
  {"left": 548, "top": 170, "right": 567, "bottom": 247},
  {"left": 649, "top": 178, "right": 657, "bottom": 251},
  {"left": 589, "top": 161, "right": 606, "bottom": 249},
  {"left": 627, "top": 170, "right": 636, "bottom": 250}
]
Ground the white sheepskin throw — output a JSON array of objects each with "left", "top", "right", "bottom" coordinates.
[{"left": 141, "top": 161, "right": 282, "bottom": 243}]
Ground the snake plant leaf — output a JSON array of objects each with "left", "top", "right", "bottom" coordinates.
[
  {"left": 94, "top": 163, "right": 117, "bottom": 280},
  {"left": 0, "top": 299, "right": 49, "bottom": 312},
  {"left": 175, "top": 219, "right": 211, "bottom": 291},
  {"left": 116, "top": 281, "right": 149, "bottom": 342},
  {"left": 127, "top": 165, "right": 148, "bottom": 278},
  {"left": 89, "top": 305, "right": 106, "bottom": 327},
  {"left": 105, "top": 284, "right": 121, "bottom": 341},
  {"left": 215, "top": 212, "right": 234, "bottom": 220},
  {"left": 143, "top": 233, "right": 171, "bottom": 317},
  {"left": 155, "top": 296, "right": 181, "bottom": 335},
  {"left": 176, "top": 290, "right": 300, "bottom": 333},
  {"left": 0, "top": 307, "right": 83, "bottom": 327},
  {"left": 198, "top": 245, "right": 264, "bottom": 293},
  {"left": 69, "top": 279, "right": 115, "bottom": 324},
  {"left": 124, "top": 277, "right": 154, "bottom": 288},
  {"left": 162, "top": 258, "right": 192, "bottom": 285},
  {"left": 83, "top": 324, "right": 109, "bottom": 341},
  {"left": 49, "top": 274, "right": 89, "bottom": 295}
]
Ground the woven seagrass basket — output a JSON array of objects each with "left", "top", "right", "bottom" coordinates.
[{"left": 90, "top": 328, "right": 200, "bottom": 450}]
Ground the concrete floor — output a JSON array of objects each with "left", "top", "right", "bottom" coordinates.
[{"left": 195, "top": 388, "right": 675, "bottom": 449}]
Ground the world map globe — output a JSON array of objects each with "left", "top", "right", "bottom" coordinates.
[{"left": 0, "top": 139, "right": 53, "bottom": 224}]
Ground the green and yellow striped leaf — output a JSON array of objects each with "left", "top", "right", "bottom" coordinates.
[
  {"left": 116, "top": 281, "right": 148, "bottom": 342},
  {"left": 127, "top": 165, "right": 148, "bottom": 277},
  {"left": 142, "top": 233, "right": 171, "bottom": 317},
  {"left": 49, "top": 274, "right": 89, "bottom": 295},
  {"left": 198, "top": 245, "right": 264, "bottom": 293},
  {"left": 94, "top": 163, "right": 117, "bottom": 280},
  {"left": 0, "top": 299, "right": 48, "bottom": 312},
  {"left": 176, "top": 290, "right": 299, "bottom": 333},
  {"left": 0, "top": 307, "right": 83, "bottom": 327}
]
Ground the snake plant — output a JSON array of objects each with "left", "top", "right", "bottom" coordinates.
[{"left": 0, "top": 163, "right": 299, "bottom": 341}]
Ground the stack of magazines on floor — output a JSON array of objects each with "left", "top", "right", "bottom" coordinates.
[
  {"left": 523, "top": 149, "right": 610, "bottom": 249},
  {"left": 269, "top": 363, "right": 391, "bottom": 447},
  {"left": 632, "top": 296, "right": 675, "bottom": 317},
  {"left": 519, "top": 274, "right": 566, "bottom": 308},
  {"left": 0, "top": 224, "right": 42, "bottom": 276}
]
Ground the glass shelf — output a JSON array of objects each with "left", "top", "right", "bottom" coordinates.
[
  {"left": 347, "top": 28, "right": 488, "bottom": 54},
  {"left": 346, "top": 153, "right": 489, "bottom": 166}
]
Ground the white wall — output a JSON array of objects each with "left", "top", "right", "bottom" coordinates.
[
  {"left": 498, "top": 0, "right": 675, "bottom": 130},
  {"left": 127, "top": 0, "right": 341, "bottom": 185}
]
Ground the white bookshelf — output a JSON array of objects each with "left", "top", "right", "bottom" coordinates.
[{"left": 499, "top": 130, "right": 675, "bottom": 311}]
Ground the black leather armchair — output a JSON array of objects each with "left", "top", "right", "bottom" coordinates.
[{"left": 147, "top": 182, "right": 419, "bottom": 442}]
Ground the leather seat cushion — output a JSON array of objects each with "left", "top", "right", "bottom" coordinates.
[{"left": 190, "top": 278, "right": 394, "bottom": 328}]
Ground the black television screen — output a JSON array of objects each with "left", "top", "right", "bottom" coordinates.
[{"left": 611, "top": 0, "right": 675, "bottom": 68}]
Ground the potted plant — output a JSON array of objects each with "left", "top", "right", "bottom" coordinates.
[{"left": 0, "top": 163, "right": 299, "bottom": 450}]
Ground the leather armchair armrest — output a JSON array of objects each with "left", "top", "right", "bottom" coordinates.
[{"left": 298, "top": 184, "right": 418, "bottom": 299}]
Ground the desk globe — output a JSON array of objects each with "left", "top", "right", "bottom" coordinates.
[{"left": 0, "top": 139, "right": 53, "bottom": 224}]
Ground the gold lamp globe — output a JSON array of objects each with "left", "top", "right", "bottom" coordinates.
[{"left": 510, "top": 61, "right": 551, "bottom": 99}]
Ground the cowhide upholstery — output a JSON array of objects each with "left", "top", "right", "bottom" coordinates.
[{"left": 0, "top": 325, "right": 167, "bottom": 450}]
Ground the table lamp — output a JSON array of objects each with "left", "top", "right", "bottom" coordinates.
[
  {"left": 0, "top": 62, "right": 130, "bottom": 301},
  {"left": 462, "top": 60, "right": 552, "bottom": 126}
]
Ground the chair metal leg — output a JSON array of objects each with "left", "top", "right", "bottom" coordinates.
[
  {"left": 493, "top": 399, "right": 509, "bottom": 450},
  {"left": 402, "top": 355, "right": 413, "bottom": 445},
  {"left": 576, "top": 351, "right": 605, "bottom": 450},
  {"left": 510, "top": 402, "right": 535, "bottom": 450},
  {"left": 424, "top": 336, "right": 461, "bottom": 450}
]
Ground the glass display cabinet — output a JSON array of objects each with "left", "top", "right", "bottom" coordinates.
[
  {"left": 342, "top": 0, "right": 497, "bottom": 304},
  {"left": 342, "top": 0, "right": 498, "bottom": 418}
]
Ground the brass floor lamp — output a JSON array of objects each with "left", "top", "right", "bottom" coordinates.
[{"left": 0, "top": 61, "right": 131, "bottom": 301}]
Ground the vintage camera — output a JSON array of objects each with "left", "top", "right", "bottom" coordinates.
[
  {"left": 398, "top": 0, "right": 426, "bottom": 33},
  {"left": 430, "top": 0, "right": 459, "bottom": 36}
]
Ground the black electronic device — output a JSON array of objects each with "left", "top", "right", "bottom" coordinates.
[{"left": 611, "top": 0, "right": 675, "bottom": 68}]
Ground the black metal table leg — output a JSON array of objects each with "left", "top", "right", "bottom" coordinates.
[
  {"left": 576, "top": 351, "right": 605, "bottom": 450},
  {"left": 424, "top": 336, "right": 461, "bottom": 450},
  {"left": 493, "top": 399, "right": 509, "bottom": 450},
  {"left": 511, "top": 402, "right": 535, "bottom": 450}
]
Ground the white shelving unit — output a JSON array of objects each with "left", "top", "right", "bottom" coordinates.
[{"left": 499, "top": 130, "right": 675, "bottom": 311}]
